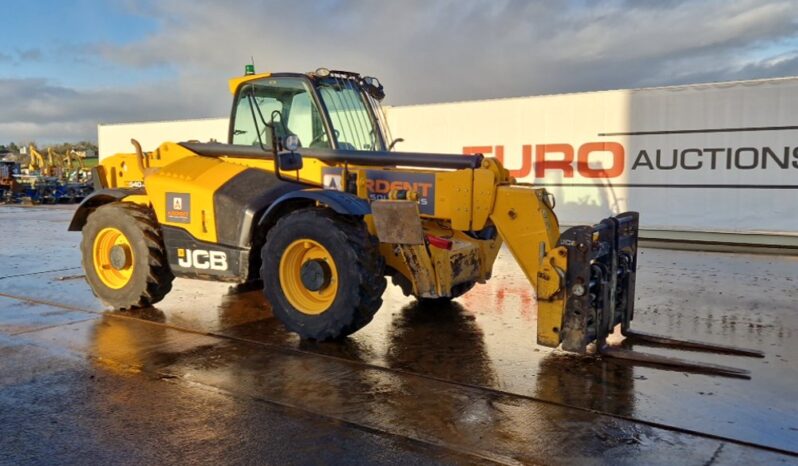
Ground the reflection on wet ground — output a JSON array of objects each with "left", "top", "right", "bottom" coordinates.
[{"left": 1, "top": 206, "right": 797, "bottom": 464}]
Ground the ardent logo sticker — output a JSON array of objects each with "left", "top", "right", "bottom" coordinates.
[
  {"left": 166, "top": 193, "right": 191, "bottom": 223},
  {"left": 321, "top": 167, "right": 436, "bottom": 215},
  {"left": 364, "top": 170, "right": 435, "bottom": 215},
  {"left": 177, "top": 248, "right": 228, "bottom": 271}
]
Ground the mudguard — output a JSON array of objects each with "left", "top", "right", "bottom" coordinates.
[
  {"left": 258, "top": 188, "right": 371, "bottom": 229},
  {"left": 67, "top": 188, "right": 143, "bottom": 231}
]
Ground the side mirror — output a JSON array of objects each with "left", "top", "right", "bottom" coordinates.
[
  {"left": 363, "top": 76, "right": 385, "bottom": 101},
  {"left": 277, "top": 151, "right": 303, "bottom": 171}
]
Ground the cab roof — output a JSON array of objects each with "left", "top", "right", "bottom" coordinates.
[
  {"left": 228, "top": 73, "right": 272, "bottom": 94},
  {"left": 228, "top": 69, "right": 365, "bottom": 94}
]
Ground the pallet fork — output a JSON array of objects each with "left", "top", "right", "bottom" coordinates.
[{"left": 550, "top": 212, "right": 763, "bottom": 378}]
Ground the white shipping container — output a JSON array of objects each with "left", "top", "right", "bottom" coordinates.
[{"left": 389, "top": 77, "right": 798, "bottom": 246}]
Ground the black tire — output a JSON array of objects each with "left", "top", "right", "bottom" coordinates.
[
  {"left": 81, "top": 202, "right": 174, "bottom": 309},
  {"left": 261, "top": 207, "right": 386, "bottom": 340},
  {"left": 392, "top": 273, "right": 477, "bottom": 303}
]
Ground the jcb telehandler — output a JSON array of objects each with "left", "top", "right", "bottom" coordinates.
[{"left": 70, "top": 67, "right": 761, "bottom": 375}]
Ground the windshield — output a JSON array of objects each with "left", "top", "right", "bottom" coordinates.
[{"left": 318, "top": 77, "right": 385, "bottom": 151}]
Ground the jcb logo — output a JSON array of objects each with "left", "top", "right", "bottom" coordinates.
[
  {"left": 464, "top": 143, "right": 625, "bottom": 179},
  {"left": 177, "top": 248, "right": 228, "bottom": 271}
]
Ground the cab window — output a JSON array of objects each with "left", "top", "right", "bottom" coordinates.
[{"left": 231, "top": 77, "right": 330, "bottom": 149}]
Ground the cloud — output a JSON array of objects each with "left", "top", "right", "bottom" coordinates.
[
  {"left": 0, "top": 48, "right": 44, "bottom": 67},
  {"left": 0, "top": 78, "right": 216, "bottom": 143},
  {"left": 16, "top": 48, "right": 43, "bottom": 62},
  {"left": 97, "top": 0, "right": 798, "bottom": 101},
  {"left": 3, "top": 0, "right": 798, "bottom": 142}
]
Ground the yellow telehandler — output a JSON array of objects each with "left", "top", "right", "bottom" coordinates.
[{"left": 69, "top": 67, "right": 761, "bottom": 376}]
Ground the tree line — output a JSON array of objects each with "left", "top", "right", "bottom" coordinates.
[{"left": 0, "top": 141, "right": 99, "bottom": 156}]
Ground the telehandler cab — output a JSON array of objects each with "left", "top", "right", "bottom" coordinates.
[{"left": 70, "top": 67, "right": 761, "bottom": 376}]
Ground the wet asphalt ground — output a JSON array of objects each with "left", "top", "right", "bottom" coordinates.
[{"left": 0, "top": 205, "right": 796, "bottom": 465}]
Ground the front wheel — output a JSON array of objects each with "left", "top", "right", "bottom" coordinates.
[
  {"left": 81, "top": 202, "right": 174, "bottom": 309},
  {"left": 261, "top": 208, "right": 386, "bottom": 340}
]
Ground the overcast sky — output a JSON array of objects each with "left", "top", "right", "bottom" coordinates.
[{"left": 1, "top": 0, "right": 797, "bottom": 143}]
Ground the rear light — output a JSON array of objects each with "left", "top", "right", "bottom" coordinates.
[{"left": 426, "top": 234, "right": 452, "bottom": 250}]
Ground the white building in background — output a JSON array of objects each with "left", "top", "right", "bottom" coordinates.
[
  {"left": 98, "top": 117, "right": 228, "bottom": 157},
  {"left": 98, "top": 77, "right": 798, "bottom": 248}
]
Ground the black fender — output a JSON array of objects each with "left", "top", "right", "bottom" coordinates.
[
  {"left": 242, "top": 188, "right": 370, "bottom": 282},
  {"left": 258, "top": 188, "right": 371, "bottom": 230},
  {"left": 67, "top": 188, "right": 143, "bottom": 231}
]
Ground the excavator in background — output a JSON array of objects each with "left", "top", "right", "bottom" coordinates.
[
  {"left": 46, "top": 147, "right": 63, "bottom": 178},
  {"left": 26, "top": 145, "right": 48, "bottom": 175},
  {"left": 68, "top": 67, "right": 762, "bottom": 377},
  {"left": 26, "top": 145, "right": 66, "bottom": 178},
  {"left": 63, "top": 148, "right": 92, "bottom": 183},
  {"left": 26, "top": 144, "right": 89, "bottom": 181},
  {"left": 55, "top": 148, "right": 94, "bottom": 202}
]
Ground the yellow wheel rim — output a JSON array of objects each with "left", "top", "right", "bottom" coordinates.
[
  {"left": 279, "top": 239, "right": 339, "bottom": 315},
  {"left": 92, "top": 227, "right": 135, "bottom": 289}
]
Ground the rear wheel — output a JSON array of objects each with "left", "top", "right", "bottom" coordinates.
[
  {"left": 81, "top": 202, "right": 174, "bottom": 309},
  {"left": 261, "top": 208, "right": 386, "bottom": 340}
]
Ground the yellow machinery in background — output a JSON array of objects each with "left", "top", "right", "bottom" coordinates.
[
  {"left": 68, "top": 67, "right": 761, "bottom": 375},
  {"left": 26, "top": 145, "right": 65, "bottom": 178},
  {"left": 17, "top": 145, "right": 93, "bottom": 204},
  {"left": 63, "top": 148, "right": 91, "bottom": 182},
  {"left": 46, "top": 147, "right": 62, "bottom": 177},
  {"left": 27, "top": 145, "right": 47, "bottom": 175}
]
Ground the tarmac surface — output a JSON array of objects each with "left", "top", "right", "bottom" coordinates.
[{"left": 0, "top": 205, "right": 796, "bottom": 465}]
